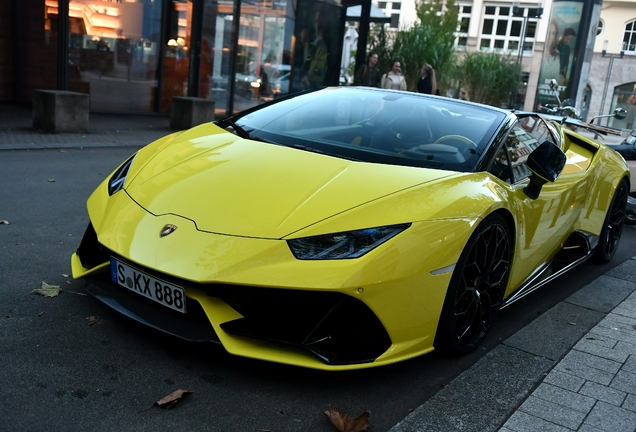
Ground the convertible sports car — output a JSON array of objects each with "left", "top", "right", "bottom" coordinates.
[{"left": 71, "top": 87, "right": 629, "bottom": 370}]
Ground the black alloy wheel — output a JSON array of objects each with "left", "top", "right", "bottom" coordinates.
[
  {"left": 435, "top": 213, "right": 512, "bottom": 355},
  {"left": 594, "top": 179, "right": 628, "bottom": 263}
]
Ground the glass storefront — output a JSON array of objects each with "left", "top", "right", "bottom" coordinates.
[
  {"left": 42, "top": 0, "right": 343, "bottom": 116},
  {"left": 62, "top": 0, "right": 164, "bottom": 112},
  {"left": 233, "top": 0, "right": 290, "bottom": 113},
  {"left": 611, "top": 82, "right": 636, "bottom": 129},
  {"left": 161, "top": 0, "right": 193, "bottom": 112}
]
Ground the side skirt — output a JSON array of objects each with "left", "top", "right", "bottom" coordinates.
[{"left": 501, "top": 231, "right": 598, "bottom": 309}]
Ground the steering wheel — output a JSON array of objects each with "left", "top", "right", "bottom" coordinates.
[{"left": 434, "top": 135, "right": 475, "bottom": 147}]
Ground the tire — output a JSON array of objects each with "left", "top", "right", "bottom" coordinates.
[
  {"left": 625, "top": 195, "right": 636, "bottom": 226},
  {"left": 593, "top": 178, "right": 628, "bottom": 263},
  {"left": 434, "top": 213, "right": 512, "bottom": 355}
]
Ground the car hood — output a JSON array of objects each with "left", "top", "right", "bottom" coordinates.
[{"left": 126, "top": 126, "right": 457, "bottom": 238}]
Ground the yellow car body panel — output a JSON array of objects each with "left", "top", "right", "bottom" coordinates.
[
  {"left": 71, "top": 102, "right": 629, "bottom": 370},
  {"left": 124, "top": 124, "right": 460, "bottom": 238}
]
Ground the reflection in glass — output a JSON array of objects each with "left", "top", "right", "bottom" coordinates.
[
  {"left": 61, "top": 0, "right": 163, "bottom": 112},
  {"left": 161, "top": 0, "right": 192, "bottom": 112},
  {"left": 233, "top": 0, "right": 289, "bottom": 114}
]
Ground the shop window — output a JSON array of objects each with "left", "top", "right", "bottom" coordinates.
[
  {"left": 61, "top": 0, "right": 163, "bottom": 112},
  {"left": 612, "top": 83, "right": 636, "bottom": 129}
]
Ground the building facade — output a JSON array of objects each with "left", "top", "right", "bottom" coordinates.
[
  {"left": 0, "top": 0, "right": 348, "bottom": 117},
  {"left": 376, "top": 0, "right": 636, "bottom": 129}
]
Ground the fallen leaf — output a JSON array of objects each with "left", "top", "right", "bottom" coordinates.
[
  {"left": 47, "top": 179, "right": 55, "bottom": 182},
  {"left": 156, "top": 389, "right": 192, "bottom": 409},
  {"left": 0, "top": 220, "right": 9, "bottom": 225},
  {"left": 62, "top": 274, "right": 70, "bottom": 278},
  {"left": 38, "top": 312, "right": 44, "bottom": 316},
  {"left": 31, "top": 282, "right": 62, "bottom": 298},
  {"left": 324, "top": 404, "right": 370, "bottom": 432}
]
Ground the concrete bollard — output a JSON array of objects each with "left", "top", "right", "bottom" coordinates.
[
  {"left": 170, "top": 96, "right": 215, "bottom": 130},
  {"left": 32, "top": 90, "right": 90, "bottom": 133}
]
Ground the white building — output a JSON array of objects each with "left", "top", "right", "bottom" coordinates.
[{"left": 374, "top": 0, "right": 636, "bottom": 129}]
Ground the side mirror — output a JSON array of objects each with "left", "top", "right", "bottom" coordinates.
[
  {"left": 524, "top": 140, "right": 566, "bottom": 200},
  {"left": 613, "top": 107, "right": 628, "bottom": 120}
]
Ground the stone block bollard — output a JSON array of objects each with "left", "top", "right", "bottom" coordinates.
[
  {"left": 170, "top": 97, "right": 215, "bottom": 130},
  {"left": 33, "top": 90, "right": 90, "bottom": 133}
]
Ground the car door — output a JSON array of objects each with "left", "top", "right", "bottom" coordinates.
[{"left": 489, "top": 115, "right": 588, "bottom": 293}]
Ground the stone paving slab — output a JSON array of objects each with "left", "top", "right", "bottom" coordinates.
[
  {"left": 503, "top": 302, "right": 605, "bottom": 361},
  {"left": 389, "top": 345, "right": 554, "bottom": 432},
  {"left": 501, "top": 290, "right": 636, "bottom": 432}
]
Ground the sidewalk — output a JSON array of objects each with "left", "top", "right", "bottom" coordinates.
[
  {"left": 0, "top": 104, "right": 171, "bottom": 150},
  {"left": 390, "top": 258, "right": 636, "bottom": 432},
  {"left": 1, "top": 103, "right": 635, "bottom": 431}
]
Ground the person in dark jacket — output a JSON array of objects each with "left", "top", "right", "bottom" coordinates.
[
  {"left": 353, "top": 53, "right": 381, "bottom": 87},
  {"left": 417, "top": 63, "right": 437, "bottom": 95}
]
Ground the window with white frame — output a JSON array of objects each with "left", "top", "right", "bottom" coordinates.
[
  {"left": 456, "top": 4, "right": 472, "bottom": 48},
  {"left": 480, "top": 4, "right": 540, "bottom": 54},
  {"left": 624, "top": 20, "right": 636, "bottom": 52}
]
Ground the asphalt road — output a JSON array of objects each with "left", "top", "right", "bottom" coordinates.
[{"left": 2, "top": 147, "right": 636, "bottom": 432}]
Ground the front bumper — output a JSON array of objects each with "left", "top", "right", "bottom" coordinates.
[{"left": 74, "top": 223, "right": 392, "bottom": 367}]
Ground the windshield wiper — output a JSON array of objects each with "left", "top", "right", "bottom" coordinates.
[{"left": 224, "top": 119, "right": 251, "bottom": 139}]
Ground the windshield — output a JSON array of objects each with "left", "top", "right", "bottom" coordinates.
[{"left": 233, "top": 87, "right": 507, "bottom": 172}]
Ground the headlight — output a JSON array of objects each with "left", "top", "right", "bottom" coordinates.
[
  {"left": 108, "top": 154, "right": 136, "bottom": 196},
  {"left": 287, "top": 224, "right": 411, "bottom": 260}
]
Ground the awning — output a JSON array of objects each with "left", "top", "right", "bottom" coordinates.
[{"left": 346, "top": 5, "right": 391, "bottom": 23}]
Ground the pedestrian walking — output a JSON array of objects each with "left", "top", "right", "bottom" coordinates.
[
  {"left": 381, "top": 60, "right": 407, "bottom": 91},
  {"left": 353, "top": 53, "right": 381, "bottom": 87},
  {"left": 417, "top": 63, "right": 437, "bottom": 95}
]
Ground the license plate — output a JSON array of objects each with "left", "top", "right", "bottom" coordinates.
[{"left": 110, "top": 258, "right": 186, "bottom": 313}]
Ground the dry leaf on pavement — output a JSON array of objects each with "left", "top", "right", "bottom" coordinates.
[
  {"left": 31, "top": 282, "right": 63, "bottom": 298},
  {"left": 0, "top": 220, "right": 9, "bottom": 225},
  {"left": 138, "top": 389, "right": 193, "bottom": 413},
  {"left": 156, "top": 389, "right": 192, "bottom": 409},
  {"left": 324, "top": 404, "right": 370, "bottom": 432}
]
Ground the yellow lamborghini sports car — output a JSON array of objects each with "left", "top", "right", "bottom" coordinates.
[{"left": 71, "top": 87, "right": 629, "bottom": 370}]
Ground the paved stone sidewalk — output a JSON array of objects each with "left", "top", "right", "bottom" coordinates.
[
  {"left": 0, "top": 104, "right": 171, "bottom": 150},
  {"left": 389, "top": 258, "right": 636, "bottom": 432},
  {"left": 500, "top": 289, "right": 636, "bottom": 432}
]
